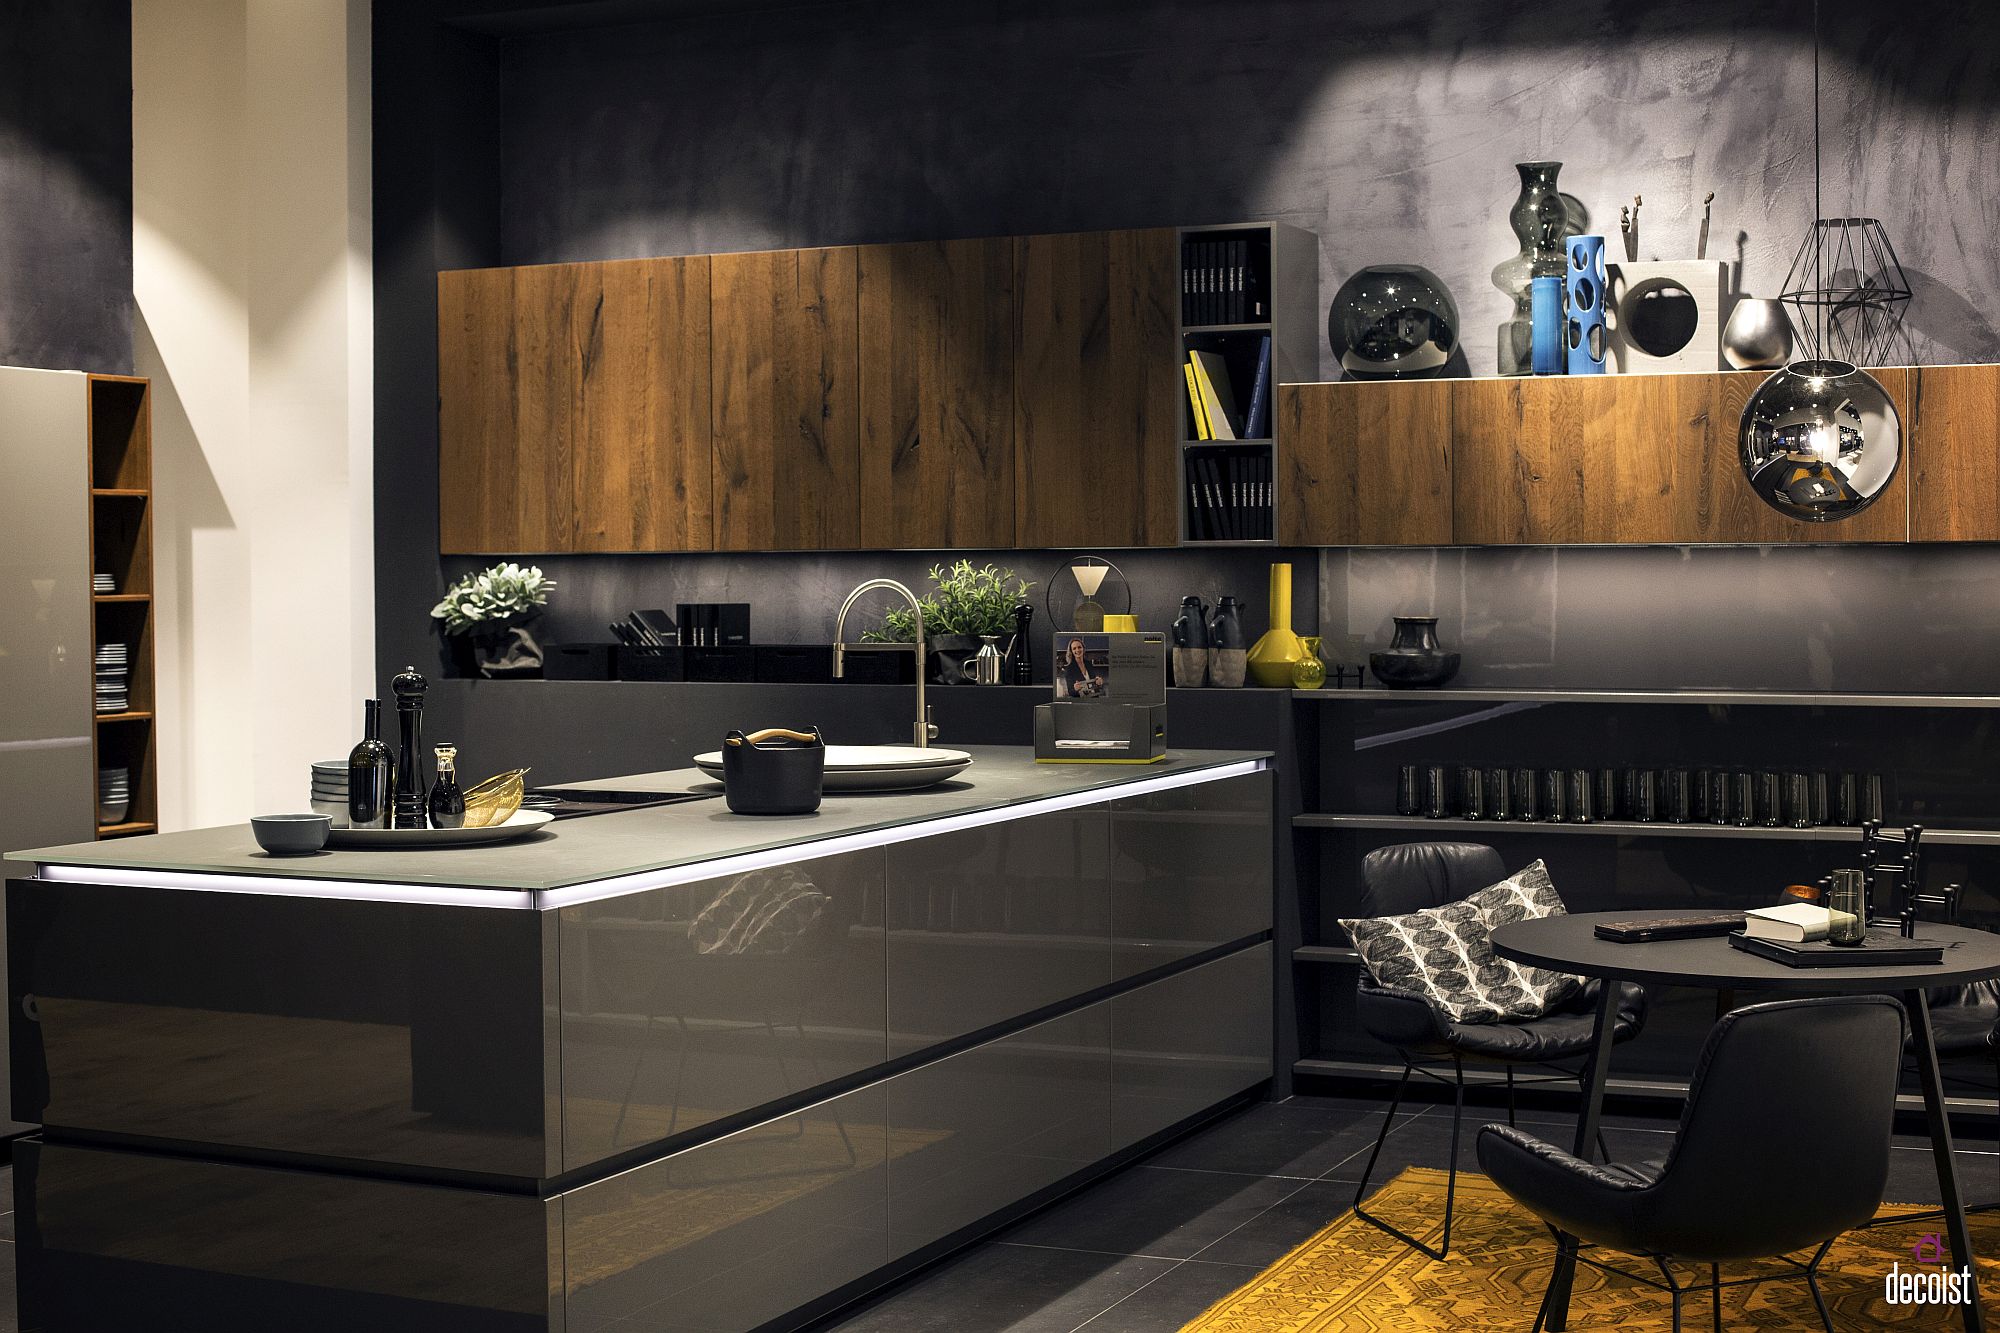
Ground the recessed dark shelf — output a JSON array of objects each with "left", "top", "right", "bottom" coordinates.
[{"left": 1291, "top": 687, "right": 2000, "bottom": 709}]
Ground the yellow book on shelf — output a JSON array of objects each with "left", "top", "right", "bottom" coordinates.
[
  {"left": 1188, "top": 349, "right": 1240, "bottom": 440},
  {"left": 1183, "top": 360, "right": 1212, "bottom": 439}
]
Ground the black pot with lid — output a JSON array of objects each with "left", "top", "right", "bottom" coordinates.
[{"left": 721, "top": 726, "right": 826, "bottom": 815}]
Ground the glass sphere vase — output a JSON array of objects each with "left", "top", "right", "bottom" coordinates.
[
  {"left": 1738, "top": 359, "right": 1902, "bottom": 522},
  {"left": 1327, "top": 265, "right": 1459, "bottom": 380}
]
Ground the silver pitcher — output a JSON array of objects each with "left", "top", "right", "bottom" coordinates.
[{"left": 961, "top": 635, "right": 1006, "bottom": 686}]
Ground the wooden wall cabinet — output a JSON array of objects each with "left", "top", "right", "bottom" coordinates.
[
  {"left": 857, "top": 238, "right": 1016, "bottom": 548},
  {"left": 1012, "top": 228, "right": 1181, "bottom": 548},
  {"left": 439, "top": 257, "right": 712, "bottom": 553},
  {"left": 1281, "top": 367, "right": 1929, "bottom": 547},
  {"left": 1910, "top": 363, "right": 2000, "bottom": 541},
  {"left": 710, "top": 246, "right": 861, "bottom": 551}
]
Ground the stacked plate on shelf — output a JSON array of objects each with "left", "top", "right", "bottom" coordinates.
[
  {"left": 94, "top": 642, "right": 129, "bottom": 714},
  {"left": 92, "top": 573, "right": 116, "bottom": 595},
  {"left": 311, "top": 759, "right": 350, "bottom": 828},
  {"left": 98, "top": 766, "right": 130, "bottom": 826}
]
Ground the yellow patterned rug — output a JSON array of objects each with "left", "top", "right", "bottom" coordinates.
[{"left": 1181, "top": 1167, "right": 1999, "bottom": 1330}]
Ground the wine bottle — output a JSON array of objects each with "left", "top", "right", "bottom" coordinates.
[
  {"left": 346, "top": 699, "right": 394, "bottom": 830},
  {"left": 391, "top": 666, "right": 430, "bottom": 829},
  {"left": 428, "top": 744, "right": 466, "bottom": 830}
]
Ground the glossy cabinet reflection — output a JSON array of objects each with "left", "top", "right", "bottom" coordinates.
[
  {"left": 1109, "top": 771, "right": 1273, "bottom": 979},
  {"left": 884, "top": 808, "right": 1110, "bottom": 1057},
  {"left": 885, "top": 1004, "right": 1112, "bottom": 1258},
  {"left": 14, "top": 1139, "right": 558, "bottom": 1332},
  {"left": 1112, "top": 944, "right": 1272, "bottom": 1151},
  {"left": 564, "top": 1084, "right": 888, "bottom": 1331},
  {"left": 558, "top": 849, "right": 886, "bottom": 1171},
  {"left": 8, "top": 879, "right": 554, "bottom": 1178}
]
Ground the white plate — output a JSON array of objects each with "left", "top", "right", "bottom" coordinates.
[
  {"left": 692, "top": 746, "right": 974, "bottom": 792},
  {"left": 324, "top": 809, "right": 554, "bottom": 849}
]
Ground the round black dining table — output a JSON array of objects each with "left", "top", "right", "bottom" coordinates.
[{"left": 1491, "top": 910, "right": 2000, "bottom": 1333}]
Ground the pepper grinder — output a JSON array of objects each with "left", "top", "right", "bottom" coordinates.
[
  {"left": 1008, "top": 601, "right": 1036, "bottom": 685},
  {"left": 391, "top": 665, "right": 430, "bottom": 829}
]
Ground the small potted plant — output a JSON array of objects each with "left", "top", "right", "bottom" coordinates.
[
  {"left": 865, "top": 560, "right": 1034, "bottom": 683},
  {"left": 431, "top": 562, "right": 558, "bottom": 678}
]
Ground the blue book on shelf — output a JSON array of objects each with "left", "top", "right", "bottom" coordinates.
[{"left": 1243, "top": 335, "right": 1273, "bottom": 439}]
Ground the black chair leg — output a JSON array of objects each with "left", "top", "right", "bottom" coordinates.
[
  {"left": 1805, "top": 1240, "right": 1836, "bottom": 1333},
  {"left": 1710, "top": 1263, "right": 1722, "bottom": 1333},
  {"left": 1531, "top": 1234, "right": 1571, "bottom": 1333},
  {"left": 1353, "top": 1057, "right": 1462, "bottom": 1260},
  {"left": 1507, "top": 1065, "right": 1517, "bottom": 1127}
]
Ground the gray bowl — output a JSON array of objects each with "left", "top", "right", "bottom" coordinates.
[{"left": 252, "top": 812, "right": 332, "bottom": 855}]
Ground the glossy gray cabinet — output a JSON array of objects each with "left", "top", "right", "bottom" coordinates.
[
  {"left": 14, "top": 1138, "right": 561, "bottom": 1332},
  {"left": 885, "top": 1003, "right": 1111, "bottom": 1258},
  {"left": 0, "top": 368, "right": 92, "bottom": 1141},
  {"left": 8, "top": 879, "right": 558, "bottom": 1179},
  {"left": 563, "top": 1084, "right": 889, "bottom": 1332},
  {"left": 884, "top": 807, "right": 1110, "bottom": 1056},
  {"left": 558, "top": 849, "right": 887, "bottom": 1171},
  {"left": 1112, "top": 943, "right": 1273, "bottom": 1151},
  {"left": 1109, "top": 771, "right": 1272, "bottom": 979}
]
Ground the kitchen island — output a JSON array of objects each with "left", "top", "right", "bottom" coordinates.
[{"left": 6, "top": 746, "right": 1272, "bottom": 1331}]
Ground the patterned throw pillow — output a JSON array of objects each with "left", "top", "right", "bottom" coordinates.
[{"left": 1338, "top": 860, "right": 1583, "bottom": 1025}]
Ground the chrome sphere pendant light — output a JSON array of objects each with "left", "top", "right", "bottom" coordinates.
[{"left": 1738, "top": 0, "right": 1902, "bottom": 522}]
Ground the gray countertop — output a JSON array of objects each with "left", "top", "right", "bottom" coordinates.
[{"left": 11, "top": 746, "right": 1269, "bottom": 893}]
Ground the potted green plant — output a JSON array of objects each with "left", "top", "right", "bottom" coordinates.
[
  {"left": 864, "top": 560, "right": 1034, "bottom": 683},
  {"left": 431, "top": 562, "right": 558, "bottom": 677}
]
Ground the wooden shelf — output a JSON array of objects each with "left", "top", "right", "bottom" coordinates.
[
  {"left": 91, "top": 488, "right": 149, "bottom": 498},
  {"left": 93, "top": 593, "right": 150, "bottom": 603},
  {"left": 95, "top": 821, "right": 157, "bottom": 838},
  {"left": 92, "top": 710, "right": 153, "bottom": 724}
]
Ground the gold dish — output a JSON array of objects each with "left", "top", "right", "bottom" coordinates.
[{"left": 462, "top": 768, "right": 529, "bottom": 828}]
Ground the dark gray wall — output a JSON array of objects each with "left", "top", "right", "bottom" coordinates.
[
  {"left": 0, "top": 0, "right": 133, "bottom": 372},
  {"left": 378, "top": 0, "right": 2000, "bottom": 697},
  {"left": 496, "top": 0, "right": 2000, "bottom": 374}
]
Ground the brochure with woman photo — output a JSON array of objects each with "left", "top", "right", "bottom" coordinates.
[{"left": 1051, "top": 633, "right": 1166, "bottom": 705}]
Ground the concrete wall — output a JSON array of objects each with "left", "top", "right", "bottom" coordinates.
[
  {"left": 135, "top": 0, "right": 373, "bottom": 828},
  {"left": 495, "top": 0, "right": 2000, "bottom": 376},
  {"left": 0, "top": 0, "right": 132, "bottom": 371}
]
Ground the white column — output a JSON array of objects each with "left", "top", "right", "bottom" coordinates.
[{"left": 134, "top": 0, "right": 373, "bottom": 829}]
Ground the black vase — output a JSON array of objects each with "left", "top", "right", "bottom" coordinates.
[{"left": 1368, "top": 616, "right": 1461, "bottom": 689}]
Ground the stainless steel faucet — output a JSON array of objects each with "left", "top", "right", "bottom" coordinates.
[{"left": 832, "top": 579, "right": 937, "bottom": 749}]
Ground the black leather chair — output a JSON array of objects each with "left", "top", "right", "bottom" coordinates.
[
  {"left": 1347, "top": 843, "right": 1648, "bottom": 1259},
  {"left": 1479, "top": 995, "right": 1906, "bottom": 1333}
]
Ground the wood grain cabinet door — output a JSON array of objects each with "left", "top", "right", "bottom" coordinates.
[
  {"left": 857, "top": 239, "right": 1017, "bottom": 548},
  {"left": 1012, "top": 229, "right": 1180, "bottom": 548},
  {"left": 1910, "top": 363, "right": 2000, "bottom": 541},
  {"left": 1278, "top": 381, "right": 1453, "bottom": 545},
  {"left": 710, "top": 246, "right": 861, "bottom": 551},
  {"left": 437, "top": 257, "right": 712, "bottom": 553}
]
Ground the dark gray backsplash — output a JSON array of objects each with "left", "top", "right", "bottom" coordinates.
[
  {"left": 494, "top": 0, "right": 2000, "bottom": 375},
  {"left": 0, "top": 0, "right": 133, "bottom": 372},
  {"left": 442, "top": 548, "right": 1322, "bottom": 649},
  {"left": 1321, "top": 544, "right": 2000, "bottom": 694}
]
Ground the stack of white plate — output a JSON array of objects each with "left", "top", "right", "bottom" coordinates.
[
  {"left": 94, "top": 642, "right": 129, "bottom": 714},
  {"left": 311, "top": 759, "right": 351, "bottom": 828},
  {"left": 693, "top": 744, "right": 974, "bottom": 792},
  {"left": 92, "top": 573, "right": 116, "bottom": 595},
  {"left": 98, "top": 766, "right": 130, "bottom": 826}
]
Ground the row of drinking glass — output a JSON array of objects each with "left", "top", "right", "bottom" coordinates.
[{"left": 1394, "top": 765, "right": 1887, "bottom": 827}]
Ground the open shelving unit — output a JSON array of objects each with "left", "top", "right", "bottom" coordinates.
[
  {"left": 1176, "top": 221, "right": 1318, "bottom": 547},
  {"left": 1288, "top": 687, "right": 2000, "bottom": 1105},
  {"left": 86, "top": 375, "right": 158, "bottom": 839}
]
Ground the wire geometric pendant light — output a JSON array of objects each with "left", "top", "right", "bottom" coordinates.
[{"left": 1778, "top": 216, "right": 1913, "bottom": 366}]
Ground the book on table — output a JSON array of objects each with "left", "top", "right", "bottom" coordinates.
[
  {"left": 1743, "top": 901, "right": 1847, "bottom": 943},
  {"left": 1728, "top": 930, "right": 1944, "bottom": 968}
]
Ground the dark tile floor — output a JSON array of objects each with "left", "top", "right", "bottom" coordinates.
[{"left": 820, "top": 1090, "right": 1998, "bottom": 1332}]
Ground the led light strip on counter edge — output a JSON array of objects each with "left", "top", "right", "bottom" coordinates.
[{"left": 34, "top": 757, "right": 1271, "bottom": 912}]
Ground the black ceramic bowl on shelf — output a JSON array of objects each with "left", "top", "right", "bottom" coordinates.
[
  {"left": 721, "top": 727, "right": 826, "bottom": 815},
  {"left": 1367, "top": 650, "right": 1462, "bottom": 688}
]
